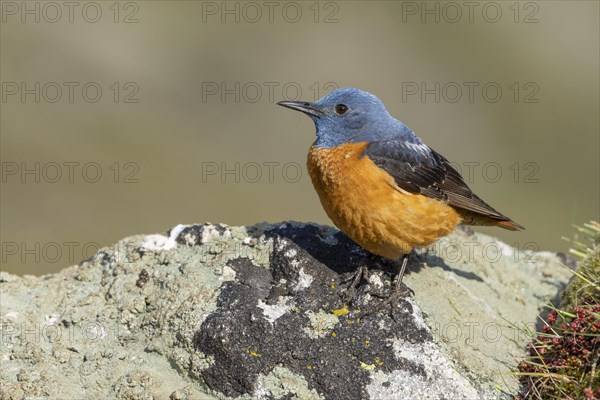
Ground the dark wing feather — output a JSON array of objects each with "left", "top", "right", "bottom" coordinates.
[{"left": 363, "top": 140, "right": 509, "bottom": 220}]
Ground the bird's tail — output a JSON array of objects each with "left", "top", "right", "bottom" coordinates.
[
  {"left": 495, "top": 219, "right": 525, "bottom": 231},
  {"left": 459, "top": 211, "right": 525, "bottom": 231}
]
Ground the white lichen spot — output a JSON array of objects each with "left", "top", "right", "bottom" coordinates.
[
  {"left": 285, "top": 249, "right": 297, "bottom": 258},
  {"left": 218, "top": 225, "right": 232, "bottom": 239},
  {"left": 221, "top": 265, "right": 236, "bottom": 281},
  {"left": 294, "top": 268, "right": 314, "bottom": 291},
  {"left": 496, "top": 240, "right": 515, "bottom": 258},
  {"left": 44, "top": 313, "right": 60, "bottom": 325},
  {"left": 303, "top": 310, "right": 339, "bottom": 338},
  {"left": 201, "top": 224, "right": 222, "bottom": 244},
  {"left": 368, "top": 273, "right": 384, "bottom": 289},
  {"left": 534, "top": 251, "right": 557, "bottom": 270},
  {"left": 257, "top": 297, "right": 293, "bottom": 324},
  {"left": 169, "top": 224, "right": 187, "bottom": 240},
  {"left": 535, "top": 251, "right": 555, "bottom": 261},
  {"left": 243, "top": 236, "right": 257, "bottom": 246},
  {"left": 377, "top": 319, "right": 389, "bottom": 331},
  {"left": 140, "top": 224, "right": 186, "bottom": 252},
  {"left": 276, "top": 239, "right": 290, "bottom": 252},
  {"left": 405, "top": 297, "right": 429, "bottom": 331}
]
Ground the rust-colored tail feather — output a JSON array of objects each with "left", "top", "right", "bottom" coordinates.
[
  {"left": 496, "top": 219, "right": 525, "bottom": 231},
  {"left": 458, "top": 210, "right": 525, "bottom": 231}
]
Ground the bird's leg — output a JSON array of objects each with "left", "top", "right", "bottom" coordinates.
[
  {"left": 341, "top": 253, "right": 379, "bottom": 304},
  {"left": 393, "top": 253, "right": 411, "bottom": 296},
  {"left": 363, "top": 252, "right": 414, "bottom": 316}
]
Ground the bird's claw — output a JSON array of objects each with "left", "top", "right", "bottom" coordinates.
[{"left": 341, "top": 264, "right": 370, "bottom": 304}]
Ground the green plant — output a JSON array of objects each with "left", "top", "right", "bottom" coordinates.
[{"left": 516, "top": 221, "right": 599, "bottom": 400}]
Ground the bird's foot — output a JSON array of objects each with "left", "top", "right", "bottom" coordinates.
[
  {"left": 341, "top": 264, "right": 370, "bottom": 305},
  {"left": 358, "top": 253, "right": 414, "bottom": 317},
  {"left": 363, "top": 278, "right": 413, "bottom": 317},
  {"left": 340, "top": 254, "right": 382, "bottom": 305}
]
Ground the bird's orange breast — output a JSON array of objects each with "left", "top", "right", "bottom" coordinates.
[{"left": 307, "top": 142, "right": 461, "bottom": 259}]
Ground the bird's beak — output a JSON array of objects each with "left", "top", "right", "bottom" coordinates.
[{"left": 277, "top": 100, "right": 323, "bottom": 118}]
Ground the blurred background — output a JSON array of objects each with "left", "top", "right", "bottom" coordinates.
[{"left": 1, "top": 1, "right": 598, "bottom": 275}]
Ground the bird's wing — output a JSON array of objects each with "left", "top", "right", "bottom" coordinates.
[{"left": 363, "top": 140, "right": 509, "bottom": 219}]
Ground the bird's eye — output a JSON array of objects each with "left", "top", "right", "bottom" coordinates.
[{"left": 335, "top": 104, "right": 349, "bottom": 115}]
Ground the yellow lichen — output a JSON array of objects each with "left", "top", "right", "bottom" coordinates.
[{"left": 332, "top": 306, "right": 349, "bottom": 316}]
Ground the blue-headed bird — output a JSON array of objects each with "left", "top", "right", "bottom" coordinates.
[{"left": 278, "top": 87, "right": 523, "bottom": 300}]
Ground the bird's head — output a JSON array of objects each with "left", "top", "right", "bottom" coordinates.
[{"left": 277, "top": 87, "right": 414, "bottom": 148}]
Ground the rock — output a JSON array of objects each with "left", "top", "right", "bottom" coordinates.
[{"left": 0, "top": 222, "right": 572, "bottom": 399}]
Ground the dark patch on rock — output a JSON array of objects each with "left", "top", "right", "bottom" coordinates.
[
  {"left": 172, "top": 224, "right": 229, "bottom": 246},
  {"left": 458, "top": 225, "right": 476, "bottom": 236},
  {"left": 136, "top": 268, "right": 149, "bottom": 288},
  {"left": 194, "top": 227, "right": 431, "bottom": 399},
  {"left": 173, "top": 225, "right": 205, "bottom": 246},
  {"left": 266, "top": 223, "right": 367, "bottom": 275},
  {"left": 556, "top": 252, "right": 577, "bottom": 269}
]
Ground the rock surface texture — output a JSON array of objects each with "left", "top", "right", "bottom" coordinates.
[{"left": 0, "top": 222, "right": 572, "bottom": 399}]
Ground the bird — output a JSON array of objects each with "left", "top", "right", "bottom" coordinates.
[{"left": 277, "top": 87, "right": 523, "bottom": 301}]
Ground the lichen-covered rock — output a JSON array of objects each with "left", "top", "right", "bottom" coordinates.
[{"left": 0, "top": 222, "right": 573, "bottom": 399}]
